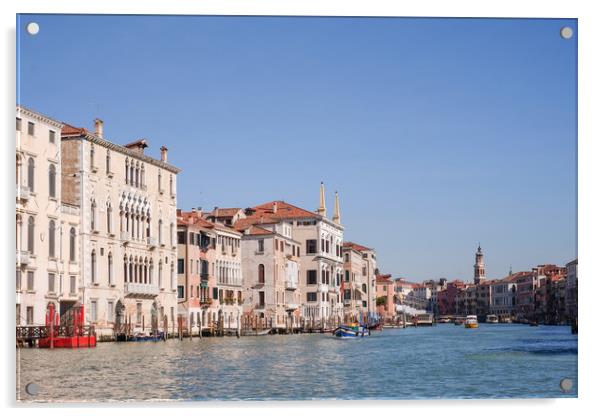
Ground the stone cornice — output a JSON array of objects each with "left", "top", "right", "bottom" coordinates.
[
  {"left": 17, "top": 105, "right": 64, "bottom": 129},
  {"left": 63, "top": 132, "right": 181, "bottom": 174}
]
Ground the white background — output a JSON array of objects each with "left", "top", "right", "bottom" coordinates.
[{"left": 1, "top": 0, "right": 600, "bottom": 414}]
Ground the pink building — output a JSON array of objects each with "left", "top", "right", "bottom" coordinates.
[{"left": 376, "top": 274, "right": 396, "bottom": 320}]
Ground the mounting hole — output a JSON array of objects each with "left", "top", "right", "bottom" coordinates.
[
  {"left": 26, "top": 22, "right": 40, "bottom": 36},
  {"left": 25, "top": 382, "right": 39, "bottom": 396},
  {"left": 560, "top": 26, "right": 573, "bottom": 40},
  {"left": 559, "top": 377, "right": 573, "bottom": 393}
]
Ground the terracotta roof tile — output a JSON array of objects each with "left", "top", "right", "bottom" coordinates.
[
  {"left": 247, "top": 201, "right": 320, "bottom": 221},
  {"left": 61, "top": 123, "right": 88, "bottom": 136},
  {"left": 343, "top": 241, "right": 372, "bottom": 252}
]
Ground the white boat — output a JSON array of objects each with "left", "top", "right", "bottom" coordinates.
[
  {"left": 465, "top": 315, "right": 479, "bottom": 329},
  {"left": 486, "top": 314, "right": 499, "bottom": 324}
]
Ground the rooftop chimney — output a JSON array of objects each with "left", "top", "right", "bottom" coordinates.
[
  {"left": 124, "top": 139, "right": 148, "bottom": 155},
  {"left": 272, "top": 202, "right": 278, "bottom": 213},
  {"left": 94, "top": 118, "right": 103, "bottom": 139},
  {"left": 160, "top": 146, "right": 168, "bottom": 162}
]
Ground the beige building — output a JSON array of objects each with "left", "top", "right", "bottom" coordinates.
[
  {"left": 233, "top": 184, "right": 345, "bottom": 329},
  {"left": 16, "top": 106, "right": 82, "bottom": 327},
  {"left": 342, "top": 242, "right": 377, "bottom": 322},
  {"left": 61, "top": 119, "right": 180, "bottom": 336},
  {"left": 237, "top": 213, "right": 302, "bottom": 332},
  {"left": 203, "top": 214, "right": 244, "bottom": 332}
]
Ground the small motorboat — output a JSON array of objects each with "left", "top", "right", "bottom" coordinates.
[
  {"left": 241, "top": 328, "right": 271, "bottom": 336},
  {"left": 465, "top": 315, "right": 479, "bottom": 329},
  {"left": 486, "top": 314, "right": 499, "bottom": 324},
  {"left": 333, "top": 324, "right": 368, "bottom": 338},
  {"left": 132, "top": 331, "right": 164, "bottom": 341},
  {"left": 455, "top": 317, "right": 465, "bottom": 326}
]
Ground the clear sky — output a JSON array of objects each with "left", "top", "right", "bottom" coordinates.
[{"left": 17, "top": 15, "right": 577, "bottom": 282}]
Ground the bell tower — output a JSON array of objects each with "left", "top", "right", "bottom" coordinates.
[{"left": 474, "top": 244, "right": 486, "bottom": 285}]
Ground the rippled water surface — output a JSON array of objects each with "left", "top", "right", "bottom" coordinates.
[{"left": 17, "top": 324, "right": 577, "bottom": 402}]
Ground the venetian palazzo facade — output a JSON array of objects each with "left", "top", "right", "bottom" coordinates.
[
  {"left": 61, "top": 119, "right": 180, "bottom": 336},
  {"left": 208, "top": 217, "right": 244, "bottom": 331},
  {"left": 16, "top": 106, "right": 82, "bottom": 327},
  {"left": 342, "top": 242, "right": 377, "bottom": 321},
  {"left": 176, "top": 209, "right": 215, "bottom": 334},
  {"left": 233, "top": 185, "right": 345, "bottom": 328},
  {"left": 236, "top": 211, "right": 302, "bottom": 331}
]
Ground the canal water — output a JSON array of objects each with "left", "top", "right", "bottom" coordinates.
[{"left": 17, "top": 324, "right": 577, "bottom": 402}]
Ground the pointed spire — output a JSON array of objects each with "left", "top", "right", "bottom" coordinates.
[
  {"left": 333, "top": 191, "right": 341, "bottom": 224},
  {"left": 317, "top": 181, "right": 326, "bottom": 216}
]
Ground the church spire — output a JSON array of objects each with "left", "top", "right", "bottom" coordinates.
[
  {"left": 317, "top": 182, "right": 326, "bottom": 216},
  {"left": 333, "top": 191, "right": 341, "bottom": 224}
]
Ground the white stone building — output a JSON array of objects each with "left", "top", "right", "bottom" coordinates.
[
  {"left": 61, "top": 119, "right": 180, "bottom": 337},
  {"left": 16, "top": 106, "right": 81, "bottom": 327}
]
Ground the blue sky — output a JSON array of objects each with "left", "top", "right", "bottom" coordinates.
[{"left": 17, "top": 15, "right": 577, "bottom": 282}]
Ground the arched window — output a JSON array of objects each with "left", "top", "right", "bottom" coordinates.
[
  {"left": 48, "top": 164, "right": 56, "bottom": 198},
  {"left": 158, "top": 260, "right": 163, "bottom": 288},
  {"left": 106, "top": 150, "right": 111, "bottom": 174},
  {"left": 91, "top": 199, "right": 97, "bottom": 231},
  {"left": 169, "top": 175, "right": 173, "bottom": 196},
  {"left": 158, "top": 171, "right": 162, "bottom": 192},
  {"left": 27, "top": 216, "right": 35, "bottom": 253},
  {"left": 27, "top": 157, "right": 35, "bottom": 191},
  {"left": 158, "top": 219, "right": 163, "bottom": 245},
  {"left": 170, "top": 261, "right": 175, "bottom": 290},
  {"left": 108, "top": 252, "right": 113, "bottom": 285},
  {"left": 123, "top": 255, "right": 128, "bottom": 283},
  {"left": 48, "top": 220, "right": 56, "bottom": 258},
  {"left": 125, "top": 158, "right": 129, "bottom": 184},
  {"left": 69, "top": 227, "right": 76, "bottom": 261},
  {"left": 258, "top": 264, "right": 265, "bottom": 284},
  {"left": 90, "top": 145, "right": 95, "bottom": 170},
  {"left": 170, "top": 222, "right": 174, "bottom": 247},
  {"left": 16, "top": 155, "right": 21, "bottom": 186},
  {"left": 106, "top": 203, "right": 113, "bottom": 234},
  {"left": 91, "top": 250, "right": 97, "bottom": 284},
  {"left": 135, "top": 162, "right": 139, "bottom": 187},
  {"left": 141, "top": 164, "right": 145, "bottom": 188}
]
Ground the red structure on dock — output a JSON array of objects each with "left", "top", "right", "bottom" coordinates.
[{"left": 19, "top": 303, "right": 97, "bottom": 349}]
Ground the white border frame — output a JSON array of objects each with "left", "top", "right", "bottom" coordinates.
[{"left": 2, "top": 1, "right": 600, "bottom": 415}]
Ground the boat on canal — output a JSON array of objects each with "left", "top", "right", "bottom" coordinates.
[
  {"left": 486, "top": 314, "right": 499, "bottom": 324},
  {"left": 241, "top": 328, "right": 271, "bottom": 336},
  {"left": 465, "top": 315, "right": 479, "bottom": 329},
  {"left": 333, "top": 324, "right": 368, "bottom": 338}
]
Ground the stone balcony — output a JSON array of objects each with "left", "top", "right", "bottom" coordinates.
[
  {"left": 16, "top": 185, "right": 30, "bottom": 201},
  {"left": 318, "top": 283, "right": 329, "bottom": 293},
  {"left": 147, "top": 237, "right": 157, "bottom": 249},
  {"left": 285, "top": 280, "right": 297, "bottom": 291},
  {"left": 285, "top": 303, "right": 299, "bottom": 311},
  {"left": 121, "top": 231, "right": 130, "bottom": 244},
  {"left": 16, "top": 250, "right": 30, "bottom": 265},
  {"left": 125, "top": 282, "right": 159, "bottom": 297}
]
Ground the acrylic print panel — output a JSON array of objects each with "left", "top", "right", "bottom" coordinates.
[{"left": 15, "top": 14, "right": 577, "bottom": 402}]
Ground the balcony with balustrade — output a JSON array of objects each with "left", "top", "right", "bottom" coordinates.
[
  {"left": 16, "top": 185, "right": 30, "bottom": 202},
  {"left": 16, "top": 250, "right": 30, "bottom": 266},
  {"left": 125, "top": 282, "right": 159, "bottom": 298}
]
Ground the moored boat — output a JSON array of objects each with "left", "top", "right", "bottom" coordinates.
[
  {"left": 241, "top": 328, "right": 271, "bottom": 336},
  {"left": 465, "top": 315, "right": 479, "bottom": 329},
  {"left": 486, "top": 314, "right": 499, "bottom": 324},
  {"left": 333, "top": 324, "right": 368, "bottom": 338}
]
